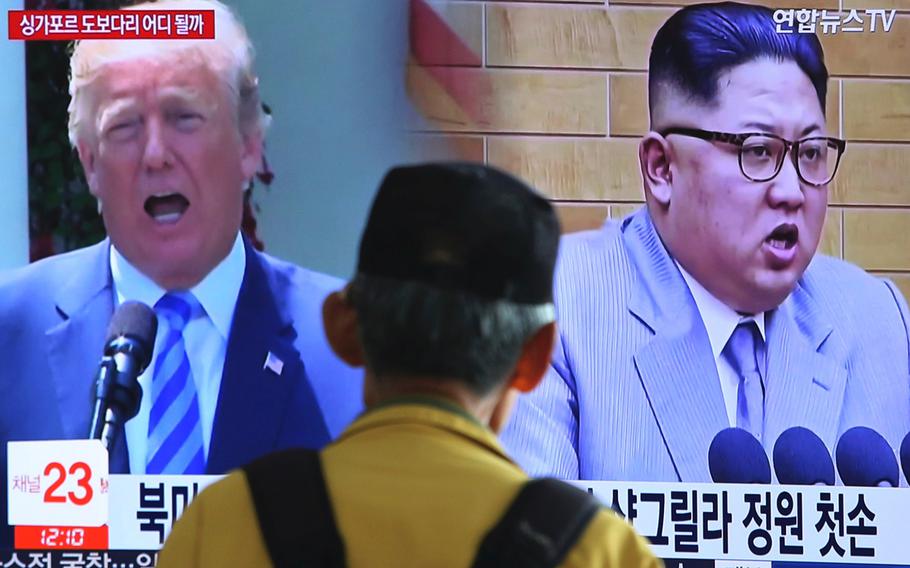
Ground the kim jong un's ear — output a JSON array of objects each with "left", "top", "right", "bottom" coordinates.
[{"left": 639, "top": 131, "right": 674, "bottom": 207}]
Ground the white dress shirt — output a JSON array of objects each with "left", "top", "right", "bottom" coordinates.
[
  {"left": 676, "top": 263, "right": 767, "bottom": 427},
  {"left": 112, "top": 233, "right": 246, "bottom": 474}
]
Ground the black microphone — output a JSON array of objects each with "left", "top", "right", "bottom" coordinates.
[
  {"left": 900, "top": 432, "right": 910, "bottom": 486},
  {"left": 835, "top": 426, "right": 899, "bottom": 487},
  {"left": 708, "top": 428, "right": 771, "bottom": 483},
  {"left": 773, "top": 427, "right": 835, "bottom": 485},
  {"left": 88, "top": 301, "right": 157, "bottom": 452}
]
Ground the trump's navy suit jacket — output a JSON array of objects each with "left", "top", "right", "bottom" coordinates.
[
  {"left": 502, "top": 209, "right": 910, "bottom": 484},
  {"left": 0, "top": 238, "right": 363, "bottom": 543}
]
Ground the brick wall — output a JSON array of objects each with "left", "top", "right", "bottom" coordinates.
[{"left": 414, "top": 0, "right": 910, "bottom": 301}]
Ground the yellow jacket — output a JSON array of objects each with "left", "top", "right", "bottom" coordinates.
[{"left": 159, "top": 399, "right": 662, "bottom": 567}]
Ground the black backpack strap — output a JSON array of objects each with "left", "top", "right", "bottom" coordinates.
[
  {"left": 472, "top": 478, "right": 600, "bottom": 568},
  {"left": 243, "top": 449, "right": 346, "bottom": 568}
]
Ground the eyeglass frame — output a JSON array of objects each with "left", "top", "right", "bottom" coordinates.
[{"left": 659, "top": 126, "right": 847, "bottom": 187}]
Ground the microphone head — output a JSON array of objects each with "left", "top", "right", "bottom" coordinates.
[
  {"left": 900, "top": 432, "right": 910, "bottom": 486},
  {"left": 836, "top": 426, "right": 899, "bottom": 487},
  {"left": 105, "top": 301, "right": 158, "bottom": 372},
  {"left": 773, "top": 427, "right": 835, "bottom": 485},
  {"left": 709, "top": 428, "right": 772, "bottom": 484}
]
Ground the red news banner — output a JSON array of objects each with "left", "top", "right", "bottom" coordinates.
[{"left": 7, "top": 10, "right": 214, "bottom": 40}]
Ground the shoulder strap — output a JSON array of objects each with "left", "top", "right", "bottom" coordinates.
[
  {"left": 243, "top": 449, "right": 346, "bottom": 568},
  {"left": 472, "top": 478, "right": 600, "bottom": 568}
]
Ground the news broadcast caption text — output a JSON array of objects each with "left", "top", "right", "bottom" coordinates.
[
  {"left": 772, "top": 9, "right": 897, "bottom": 34},
  {"left": 7, "top": 441, "right": 108, "bottom": 528},
  {"left": 7, "top": 10, "right": 214, "bottom": 40},
  {"left": 0, "top": 550, "right": 157, "bottom": 568},
  {"left": 579, "top": 481, "right": 910, "bottom": 565}
]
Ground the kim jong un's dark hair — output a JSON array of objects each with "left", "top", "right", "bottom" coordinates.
[{"left": 648, "top": 2, "right": 829, "bottom": 119}]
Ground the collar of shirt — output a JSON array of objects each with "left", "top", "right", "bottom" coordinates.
[
  {"left": 109, "top": 232, "right": 246, "bottom": 338},
  {"left": 338, "top": 397, "right": 513, "bottom": 464},
  {"left": 675, "top": 261, "right": 767, "bottom": 360},
  {"left": 368, "top": 395, "right": 486, "bottom": 427}
]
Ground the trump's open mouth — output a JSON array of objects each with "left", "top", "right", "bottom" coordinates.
[
  {"left": 144, "top": 193, "right": 189, "bottom": 224},
  {"left": 766, "top": 223, "right": 798, "bottom": 250}
]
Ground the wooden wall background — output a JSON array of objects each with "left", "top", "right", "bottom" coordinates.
[{"left": 411, "top": 0, "right": 910, "bottom": 300}]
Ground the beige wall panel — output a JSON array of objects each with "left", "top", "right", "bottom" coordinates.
[
  {"left": 820, "top": 207, "right": 843, "bottom": 258},
  {"left": 487, "top": 5, "right": 671, "bottom": 70},
  {"left": 453, "top": 135, "right": 486, "bottom": 162},
  {"left": 487, "top": 137, "right": 643, "bottom": 200},
  {"left": 843, "top": 81, "right": 910, "bottom": 142},
  {"left": 843, "top": 0, "right": 910, "bottom": 15},
  {"left": 831, "top": 144, "right": 910, "bottom": 206},
  {"left": 819, "top": 15, "right": 910, "bottom": 77},
  {"left": 610, "top": 202, "right": 644, "bottom": 219},
  {"left": 555, "top": 203, "right": 610, "bottom": 233},
  {"left": 844, "top": 209, "right": 910, "bottom": 270},
  {"left": 830, "top": 79, "right": 843, "bottom": 139},
  {"left": 410, "top": 68, "right": 607, "bottom": 134},
  {"left": 610, "top": 73, "right": 648, "bottom": 137},
  {"left": 408, "top": 134, "right": 485, "bottom": 162},
  {"left": 485, "top": 71, "right": 607, "bottom": 134}
]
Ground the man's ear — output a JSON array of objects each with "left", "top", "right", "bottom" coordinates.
[
  {"left": 239, "top": 129, "right": 263, "bottom": 183},
  {"left": 508, "top": 322, "right": 557, "bottom": 394},
  {"left": 639, "top": 132, "right": 673, "bottom": 207},
  {"left": 322, "top": 289, "right": 366, "bottom": 368}
]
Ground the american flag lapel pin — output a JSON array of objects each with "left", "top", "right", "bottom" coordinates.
[{"left": 263, "top": 351, "right": 284, "bottom": 376}]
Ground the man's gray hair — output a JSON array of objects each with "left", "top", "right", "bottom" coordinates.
[{"left": 349, "top": 274, "right": 555, "bottom": 395}]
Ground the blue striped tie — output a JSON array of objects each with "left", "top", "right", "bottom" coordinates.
[
  {"left": 146, "top": 292, "right": 206, "bottom": 475},
  {"left": 723, "top": 321, "right": 765, "bottom": 442}
]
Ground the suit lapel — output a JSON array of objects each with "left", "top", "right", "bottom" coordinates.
[
  {"left": 624, "top": 212, "right": 730, "bottom": 481},
  {"left": 45, "top": 241, "right": 130, "bottom": 472},
  {"left": 763, "top": 287, "right": 847, "bottom": 453},
  {"left": 635, "top": 335, "right": 730, "bottom": 481},
  {"left": 206, "top": 241, "right": 329, "bottom": 473},
  {"left": 45, "top": 241, "right": 113, "bottom": 440}
]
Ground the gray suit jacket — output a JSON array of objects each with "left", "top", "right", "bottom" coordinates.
[{"left": 502, "top": 209, "right": 910, "bottom": 484}]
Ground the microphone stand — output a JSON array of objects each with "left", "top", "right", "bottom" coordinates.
[
  {"left": 88, "top": 356, "right": 119, "bottom": 450},
  {"left": 88, "top": 346, "right": 144, "bottom": 453}
]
